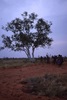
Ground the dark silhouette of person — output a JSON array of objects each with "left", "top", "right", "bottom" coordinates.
[
  {"left": 46, "top": 55, "right": 50, "bottom": 64},
  {"left": 40, "top": 56, "right": 43, "bottom": 62},
  {"left": 56, "top": 55, "right": 63, "bottom": 66},
  {"left": 52, "top": 55, "right": 57, "bottom": 64}
]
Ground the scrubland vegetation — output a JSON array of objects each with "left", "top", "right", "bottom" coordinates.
[
  {"left": 0, "top": 57, "right": 67, "bottom": 99},
  {"left": 21, "top": 73, "right": 67, "bottom": 98}
]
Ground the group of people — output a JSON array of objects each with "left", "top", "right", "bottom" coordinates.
[
  {"left": 39, "top": 54, "right": 64, "bottom": 66},
  {"left": 52, "top": 55, "right": 63, "bottom": 66}
]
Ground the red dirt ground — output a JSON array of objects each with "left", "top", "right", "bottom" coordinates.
[{"left": 0, "top": 63, "right": 67, "bottom": 100}]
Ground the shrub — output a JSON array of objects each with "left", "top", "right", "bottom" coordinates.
[{"left": 21, "top": 73, "right": 67, "bottom": 98}]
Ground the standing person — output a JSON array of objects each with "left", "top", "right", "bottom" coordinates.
[
  {"left": 52, "top": 55, "right": 57, "bottom": 64},
  {"left": 56, "top": 55, "right": 63, "bottom": 66},
  {"left": 46, "top": 54, "right": 50, "bottom": 64}
]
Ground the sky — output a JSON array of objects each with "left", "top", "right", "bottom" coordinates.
[{"left": 0, "top": 0, "right": 67, "bottom": 58}]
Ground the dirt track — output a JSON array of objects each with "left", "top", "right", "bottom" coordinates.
[{"left": 0, "top": 63, "right": 67, "bottom": 100}]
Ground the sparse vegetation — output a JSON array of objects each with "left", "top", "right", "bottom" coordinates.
[
  {"left": 0, "top": 58, "right": 67, "bottom": 100},
  {"left": 21, "top": 74, "right": 67, "bottom": 98},
  {"left": 0, "top": 58, "right": 36, "bottom": 68},
  {"left": 0, "top": 57, "right": 66, "bottom": 68}
]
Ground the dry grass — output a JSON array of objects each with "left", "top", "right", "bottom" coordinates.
[
  {"left": 21, "top": 73, "right": 67, "bottom": 98},
  {"left": 0, "top": 58, "right": 36, "bottom": 68},
  {"left": 0, "top": 57, "right": 67, "bottom": 68}
]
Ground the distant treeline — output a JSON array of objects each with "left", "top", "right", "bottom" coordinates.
[
  {"left": 0, "top": 57, "right": 27, "bottom": 60},
  {"left": 0, "top": 56, "right": 67, "bottom": 59}
]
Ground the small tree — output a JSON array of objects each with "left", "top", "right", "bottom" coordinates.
[{"left": 0, "top": 12, "right": 53, "bottom": 59}]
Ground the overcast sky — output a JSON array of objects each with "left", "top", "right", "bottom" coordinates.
[{"left": 0, "top": 0, "right": 67, "bottom": 58}]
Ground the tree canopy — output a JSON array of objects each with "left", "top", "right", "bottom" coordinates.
[{"left": 0, "top": 12, "right": 53, "bottom": 59}]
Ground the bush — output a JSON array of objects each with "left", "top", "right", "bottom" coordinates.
[{"left": 21, "top": 73, "right": 67, "bottom": 98}]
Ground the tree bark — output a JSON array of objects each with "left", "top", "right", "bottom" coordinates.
[
  {"left": 25, "top": 46, "right": 31, "bottom": 59},
  {"left": 24, "top": 46, "right": 35, "bottom": 62},
  {"left": 32, "top": 46, "right": 35, "bottom": 59}
]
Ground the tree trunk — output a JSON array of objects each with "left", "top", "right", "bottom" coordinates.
[
  {"left": 24, "top": 46, "right": 35, "bottom": 62},
  {"left": 25, "top": 46, "right": 31, "bottom": 60},
  {"left": 32, "top": 46, "right": 35, "bottom": 59}
]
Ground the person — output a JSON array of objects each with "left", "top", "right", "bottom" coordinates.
[
  {"left": 46, "top": 55, "right": 50, "bottom": 64},
  {"left": 39, "top": 56, "right": 43, "bottom": 62},
  {"left": 56, "top": 55, "right": 63, "bottom": 66},
  {"left": 52, "top": 55, "right": 57, "bottom": 64}
]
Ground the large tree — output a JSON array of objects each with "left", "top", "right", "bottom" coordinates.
[{"left": 0, "top": 12, "right": 53, "bottom": 59}]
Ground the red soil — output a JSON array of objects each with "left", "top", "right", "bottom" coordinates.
[{"left": 0, "top": 63, "right": 67, "bottom": 100}]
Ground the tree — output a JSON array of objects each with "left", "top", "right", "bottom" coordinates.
[{"left": 0, "top": 12, "right": 53, "bottom": 59}]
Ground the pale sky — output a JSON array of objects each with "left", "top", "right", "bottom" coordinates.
[{"left": 0, "top": 0, "right": 67, "bottom": 58}]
